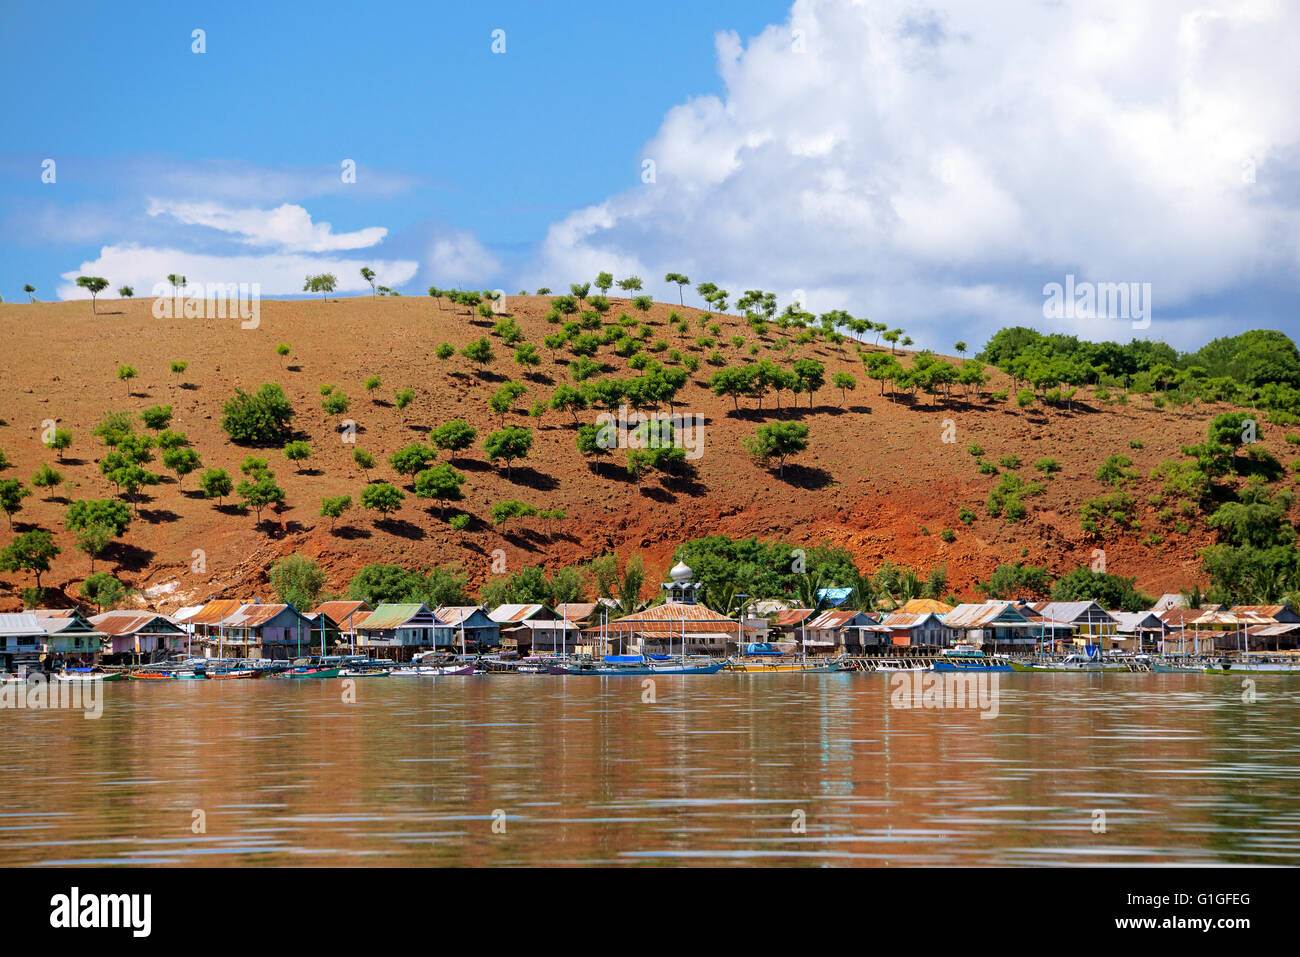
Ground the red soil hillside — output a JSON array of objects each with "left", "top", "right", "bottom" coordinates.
[{"left": 0, "top": 295, "right": 1260, "bottom": 611}]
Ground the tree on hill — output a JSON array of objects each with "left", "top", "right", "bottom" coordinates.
[
  {"left": 117, "top": 364, "right": 138, "bottom": 395},
  {"left": 414, "top": 463, "right": 466, "bottom": 516},
  {"left": 833, "top": 371, "right": 857, "bottom": 407},
  {"left": 594, "top": 271, "right": 614, "bottom": 298},
  {"left": 617, "top": 276, "right": 644, "bottom": 293},
  {"left": 44, "top": 428, "right": 72, "bottom": 461},
  {"left": 489, "top": 381, "right": 529, "bottom": 426},
  {"left": 282, "top": 440, "right": 312, "bottom": 473},
  {"left": 430, "top": 420, "right": 477, "bottom": 465},
  {"left": 222, "top": 383, "right": 295, "bottom": 445},
  {"left": 483, "top": 426, "right": 533, "bottom": 478},
  {"left": 80, "top": 572, "right": 127, "bottom": 613},
  {"left": 23, "top": 284, "right": 35, "bottom": 302},
  {"left": 360, "top": 481, "right": 405, "bottom": 522},
  {"left": 320, "top": 494, "right": 353, "bottom": 531},
  {"left": 664, "top": 273, "right": 691, "bottom": 304},
  {"left": 352, "top": 449, "right": 376, "bottom": 481},
  {"left": 198, "top": 468, "right": 234, "bottom": 506},
  {"left": 361, "top": 266, "right": 376, "bottom": 297},
  {"left": 237, "top": 472, "right": 286, "bottom": 527},
  {"left": 389, "top": 443, "right": 435, "bottom": 482},
  {"left": 0, "top": 479, "right": 32, "bottom": 528},
  {"left": 162, "top": 446, "right": 202, "bottom": 488},
  {"left": 1050, "top": 567, "right": 1154, "bottom": 612},
  {"left": 76, "top": 276, "right": 109, "bottom": 314},
  {"left": 269, "top": 554, "right": 328, "bottom": 609},
  {"left": 792, "top": 358, "right": 825, "bottom": 408},
  {"left": 303, "top": 273, "right": 337, "bottom": 299},
  {"left": 0, "top": 529, "right": 59, "bottom": 590},
  {"left": 461, "top": 337, "right": 494, "bottom": 377},
  {"left": 744, "top": 421, "right": 809, "bottom": 479}
]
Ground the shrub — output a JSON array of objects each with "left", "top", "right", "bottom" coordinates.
[
  {"left": 967, "top": 444, "right": 984, "bottom": 457},
  {"left": 449, "top": 513, "right": 471, "bottom": 531},
  {"left": 958, "top": 507, "right": 976, "bottom": 525},
  {"left": 1080, "top": 491, "right": 1137, "bottom": 536},
  {"left": 939, "top": 528, "right": 956, "bottom": 543},
  {"left": 1034, "top": 457, "right": 1060, "bottom": 476},
  {"left": 222, "top": 383, "right": 295, "bottom": 444}
]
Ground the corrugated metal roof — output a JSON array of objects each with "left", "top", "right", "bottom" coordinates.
[
  {"left": 488, "top": 603, "right": 553, "bottom": 623},
  {"left": 770, "top": 609, "right": 814, "bottom": 627},
  {"left": 943, "top": 601, "right": 1031, "bottom": 629},
  {"left": 308, "top": 600, "right": 371, "bottom": 625},
  {"left": 186, "top": 599, "right": 246, "bottom": 625},
  {"left": 805, "top": 609, "right": 867, "bottom": 629},
  {"left": 173, "top": 605, "right": 205, "bottom": 622},
  {"left": 0, "top": 612, "right": 44, "bottom": 637},
  {"left": 226, "top": 603, "right": 302, "bottom": 628},
  {"left": 554, "top": 602, "right": 598, "bottom": 621},
  {"left": 435, "top": 606, "right": 493, "bottom": 625},
  {"left": 29, "top": 608, "right": 79, "bottom": 619},
  {"left": 358, "top": 603, "right": 442, "bottom": 630},
  {"left": 90, "top": 611, "right": 184, "bottom": 637}
]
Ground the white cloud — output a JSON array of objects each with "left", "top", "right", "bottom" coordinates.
[
  {"left": 57, "top": 244, "right": 418, "bottom": 299},
  {"left": 147, "top": 199, "right": 389, "bottom": 252},
  {"left": 522, "top": 0, "right": 1300, "bottom": 349},
  {"left": 426, "top": 230, "right": 504, "bottom": 286}
]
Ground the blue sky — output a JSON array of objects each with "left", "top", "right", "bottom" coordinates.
[{"left": 3, "top": 0, "right": 1298, "bottom": 352}]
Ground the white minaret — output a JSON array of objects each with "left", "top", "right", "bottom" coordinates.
[{"left": 662, "top": 561, "right": 702, "bottom": 605}]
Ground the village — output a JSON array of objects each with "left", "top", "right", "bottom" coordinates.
[{"left": 1, "top": 559, "right": 1296, "bottom": 676}]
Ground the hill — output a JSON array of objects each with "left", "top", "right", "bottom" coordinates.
[{"left": 0, "top": 293, "right": 1276, "bottom": 612}]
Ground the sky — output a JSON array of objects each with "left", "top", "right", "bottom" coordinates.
[{"left": 2, "top": 0, "right": 1298, "bottom": 353}]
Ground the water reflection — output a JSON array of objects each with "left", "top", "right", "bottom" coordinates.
[{"left": 0, "top": 674, "right": 1296, "bottom": 866}]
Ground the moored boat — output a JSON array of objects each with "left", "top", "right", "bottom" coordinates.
[
  {"left": 724, "top": 656, "right": 845, "bottom": 673},
  {"left": 930, "top": 644, "right": 1013, "bottom": 672},
  {"left": 548, "top": 654, "right": 723, "bottom": 675}
]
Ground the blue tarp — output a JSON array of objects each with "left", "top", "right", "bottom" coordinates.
[
  {"left": 604, "top": 655, "right": 646, "bottom": 663},
  {"left": 745, "top": 643, "right": 783, "bottom": 656},
  {"left": 817, "top": 587, "right": 854, "bottom": 607}
]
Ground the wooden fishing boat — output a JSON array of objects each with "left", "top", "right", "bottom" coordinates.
[
  {"left": 548, "top": 654, "right": 723, "bottom": 675},
  {"left": 208, "top": 669, "right": 258, "bottom": 679},
  {"left": 284, "top": 666, "right": 343, "bottom": 679},
  {"left": 725, "top": 656, "right": 845, "bottom": 673},
  {"left": 129, "top": 670, "right": 180, "bottom": 680},
  {"left": 391, "top": 663, "right": 474, "bottom": 676},
  {"left": 930, "top": 645, "right": 1014, "bottom": 673},
  {"left": 56, "top": 667, "right": 125, "bottom": 682},
  {"left": 1203, "top": 655, "right": 1300, "bottom": 675},
  {"left": 339, "top": 668, "right": 390, "bottom": 678}
]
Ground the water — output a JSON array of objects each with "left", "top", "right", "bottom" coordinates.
[{"left": 1, "top": 673, "right": 1297, "bottom": 866}]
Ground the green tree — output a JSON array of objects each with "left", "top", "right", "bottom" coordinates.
[
  {"left": 0, "top": 479, "right": 31, "bottom": 528},
  {"left": 140, "top": 404, "right": 173, "bottom": 430},
  {"left": 360, "top": 481, "right": 405, "bottom": 520},
  {"left": 414, "top": 463, "right": 466, "bottom": 516},
  {"left": 282, "top": 440, "right": 312, "bottom": 473},
  {"left": 80, "top": 572, "right": 127, "bottom": 612},
  {"left": 44, "top": 428, "right": 72, "bottom": 461},
  {"left": 0, "top": 529, "right": 59, "bottom": 589},
  {"left": 76, "top": 276, "right": 109, "bottom": 313},
  {"left": 198, "top": 468, "right": 234, "bottom": 505},
  {"left": 429, "top": 420, "right": 477, "bottom": 465},
  {"left": 161, "top": 446, "right": 202, "bottom": 488},
  {"left": 319, "top": 494, "right": 353, "bottom": 530},
  {"left": 31, "top": 463, "right": 63, "bottom": 495},
  {"left": 303, "top": 273, "right": 338, "bottom": 299},
  {"left": 361, "top": 266, "right": 377, "bottom": 296},
  {"left": 269, "top": 554, "right": 328, "bottom": 609},
  {"left": 222, "top": 383, "right": 295, "bottom": 444},
  {"left": 833, "top": 371, "right": 857, "bottom": 407},
  {"left": 664, "top": 272, "right": 691, "bottom": 305},
  {"left": 117, "top": 364, "right": 138, "bottom": 395},
  {"left": 483, "top": 426, "right": 533, "bottom": 478},
  {"left": 461, "top": 337, "right": 495, "bottom": 376},
  {"left": 744, "top": 421, "right": 809, "bottom": 478},
  {"left": 238, "top": 472, "right": 286, "bottom": 526},
  {"left": 74, "top": 522, "right": 116, "bottom": 572}
]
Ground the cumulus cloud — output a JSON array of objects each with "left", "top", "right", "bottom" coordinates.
[
  {"left": 521, "top": 0, "right": 1300, "bottom": 349},
  {"left": 57, "top": 244, "right": 418, "bottom": 299},
  {"left": 147, "top": 199, "right": 389, "bottom": 252},
  {"left": 426, "top": 230, "right": 504, "bottom": 286}
]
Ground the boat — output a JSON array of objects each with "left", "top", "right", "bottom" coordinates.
[
  {"left": 391, "top": 663, "right": 475, "bottom": 676},
  {"left": 724, "top": 655, "right": 846, "bottom": 673},
  {"left": 128, "top": 670, "right": 180, "bottom": 680},
  {"left": 548, "top": 654, "right": 723, "bottom": 675},
  {"left": 55, "top": 667, "right": 124, "bottom": 682},
  {"left": 284, "top": 666, "right": 343, "bottom": 679},
  {"left": 1203, "top": 655, "right": 1300, "bottom": 675},
  {"left": 207, "top": 669, "right": 258, "bottom": 679},
  {"left": 930, "top": 644, "right": 1013, "bottom": 672},
  {"left": 1026, "top": 653, "right": 1132, "bottom": 672},
  {"left": 339, "top": 668, "right": 390, "bottom": 677}
]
